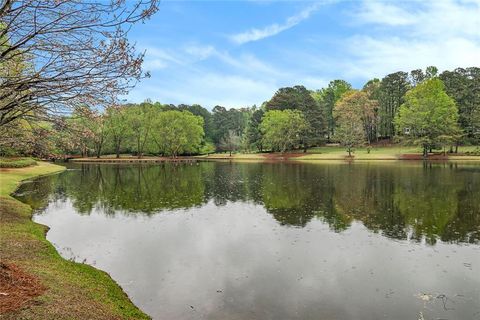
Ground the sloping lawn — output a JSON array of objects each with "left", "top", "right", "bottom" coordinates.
[{"left": 0, "top": 162, "right": 150, "bottom": 319}]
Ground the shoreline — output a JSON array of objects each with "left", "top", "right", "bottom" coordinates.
[
  {"left": 68, "top": 154, "right": 480, "bottom": 163},
  {"left": 0, "top": 162, "right": 150, "bottom": 319}
]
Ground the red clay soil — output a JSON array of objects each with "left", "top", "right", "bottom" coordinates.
[
  {"left": 398, "top": 153, "right": 449, "bottom": 160},
  {"left": 0, "top": 263, "right": 46, "bottom": 314}
]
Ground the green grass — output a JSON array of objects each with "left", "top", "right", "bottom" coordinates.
[
  {"left": 0, "top": 157, "right": 37, "bottom": 168},
  {"left": 301, "top": 146, "right": 420, "bottom": 160},
  {"left": 196, "top": 145, "right": 480, "bottom": 161},
  {"left": 0, "top": 162, "right": 150, "bottom": 320}
]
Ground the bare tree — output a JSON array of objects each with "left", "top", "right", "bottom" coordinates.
[{"left": 0, "top": 0, "right": 159, "bottom": 126}]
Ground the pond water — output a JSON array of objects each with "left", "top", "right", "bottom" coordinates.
[{"left": 15, "top": 161, "right": 480, "bottom": 320}]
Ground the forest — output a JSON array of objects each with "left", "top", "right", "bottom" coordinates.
[{"left": 1, "top": 66, "right": 479, "bottom": 158}]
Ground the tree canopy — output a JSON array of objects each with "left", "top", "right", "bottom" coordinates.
[
  {"left": 0, "top": 0, "right": 159, "bottom": 126},
  {"left": 260, "top": 110, "right": 309, "bottom": 153},
  {"left": 395, "top": 78, "right": 460, "bottom": 156},
  {"left": 152, "top": 110, "right": 204, "bottom": 157},
  {"left": 333, "top": 91, "right": 367, "bottom": 156}
]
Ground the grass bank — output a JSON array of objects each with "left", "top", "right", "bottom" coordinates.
[
  {"left": 0, "top": 162, "right": 150, "bottom": 319},
  {"left": 196, "top": 146, "right": 480, "bottom": 161}
]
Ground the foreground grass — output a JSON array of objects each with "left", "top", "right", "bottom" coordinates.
[{"left": 0, "top": 162, "right": 149, "bottom": 319}]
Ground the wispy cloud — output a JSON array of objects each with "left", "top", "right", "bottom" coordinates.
[
  {"left": 230, "top": 2, "right": 325, "bottom": 45},
  {"left": 354, "top": 1, "right": 415, "bottom": 26},
  {"left": 183, "top": 44, "right": 283, "bottom": 76},
  {"left": 142, "top": 47, "right": 184, "bottom": 70},
  {"left": 184, "top": 44, "right": 217, "bottom": 60}
]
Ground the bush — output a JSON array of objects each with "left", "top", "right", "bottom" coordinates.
[
  {"left": 0, "top": 157, "right": 37, "bottom": 168},
  {"left": 465, "top": 147, "right": 480, "bottom": 156}
]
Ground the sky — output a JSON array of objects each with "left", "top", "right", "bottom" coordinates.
[{"left": 126, "top": 0, "right": 480, "bottom": 109}]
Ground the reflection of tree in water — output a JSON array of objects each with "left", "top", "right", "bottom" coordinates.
[
  {"left": 206, "top": 163, "right": 263, "bottom": 206},
  {"left": 13, "top": 174, "right": 61, "bottom": 212},
  {"left": 15, "top": 161, "right": 480, "bottom": 244},
  {"left": 261, "top": 165, "right": 315, "bottom": 227},
  {"left": 59, "top": 163, "right": 208, "bottom": 215}
]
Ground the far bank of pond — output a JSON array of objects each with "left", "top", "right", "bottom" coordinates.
[
  {"left": 13, "top": 161, "right": 480, "bottom": 320},
  {"left": 67, "top": 145, "right": 480, "bottom": 163}
]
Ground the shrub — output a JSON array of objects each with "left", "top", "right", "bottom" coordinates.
[
  {"left": 0, "top": 158, "right": 37, "bottom": 168},
  {"left": 465, "top": 147, "right": 480, "bottom": 156}
]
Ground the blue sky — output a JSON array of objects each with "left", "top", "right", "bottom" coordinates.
[{"left": 126, "top": 0, "right": 480, "bottom": 109}]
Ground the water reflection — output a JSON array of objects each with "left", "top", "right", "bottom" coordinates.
[
  {"left": 15, "top": 162, "right": 480, "bottom": 320},
  {"left": 18, "top": 162, "right": 480, "bottom": 245}
]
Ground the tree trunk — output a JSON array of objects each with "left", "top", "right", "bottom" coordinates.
[{"left": 96, "top": 145, "right": 101, "bottom": 158}]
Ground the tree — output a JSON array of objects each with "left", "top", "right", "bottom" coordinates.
[
  {"left": 151, "top": 110, "right": 204, "bottom": 157},
  {"left": 212, "top": 106, "right": 248, "bottom": 150},
  {"left": 177, "top": 104, "right": 214, "bottom": 142},
  {"left": 312, "top": 80, "right": 351, "bottom": 140},
  {"left": 394, "top": 78, "right": 460, "bottom": 157},
  {"left": 105, "top": 106, "right": 132, "bottom": 159},
  {"left": 362, "top": 78, "right": 381, "bottom": 101},
  {"left": 333, "top": 92, "right": 366, "bottom": 156},
  {"left": 266, "top": 85, "right": 326, "bottom": 148},
  {"left": 409, "top": 66, "right": 438, "bottom": 86},
  {"left": 244, "top": 108, "right": 264, "bottom": 152},
  {"left": 218, "top": 130, "right": 242, "bottom": 156},
  {"left": 260, "top": 110, "right": 309, "bottom": 153},
  {"left": 71, "top": 107, "right": 106, "bottom": 158},
  {"left": 125, "top": 103, "right": 156, "bottom": 158},
  {"left": 334, "top": 90, "right": 378, "bottom": 144},
  {"left": 440, "top": 67, "right": 480, "bottom": 143},
  {"left": 0, "top": 0, "right": 159, "bottom": 126},
  {"left": 378, "top": 71, "right": 410, "bottom": 138},
  {"left": 0, "top": 118, "right": 56, "bottom": 157}
]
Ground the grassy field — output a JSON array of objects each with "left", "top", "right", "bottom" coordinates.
[
  {"left": 0, "top": 162, "right": 150, "bottom": 319},
  {"left": 198, "top": 145, "right": 480, "bottom": 161}
]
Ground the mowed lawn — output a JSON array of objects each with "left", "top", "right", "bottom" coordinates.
[{"left": 199, "top": 145, "right": 480, "bottom": 161}]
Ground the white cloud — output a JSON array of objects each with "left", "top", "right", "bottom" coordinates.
[
  {"left": 354, "top": 0, "right": 480, "bottom": 37},
  {"left": 183, "top": 44, "right": 283, "bottom": 77},
  {"left": 132, "top": 0, "right": 480, "bottom": 107},
  {"left": 230, "top": 2, "right": 325, "bottom": 44},
  {"left": 344, "top": 36, "right": 480, "bottom": 79},
  {"left": 343, "top": 0, "right": 480, "bottom": 80},
  {"left": 129, "top": 72, "right": 277, "bottom": 108},
  {"left": 184, "top": 45, "right": 217, "bottom": 60},
  {"left": 142, "top": 48, "right": 184, "bottom": 70},
  {"left": 354, "top": 1, "right": 415, "bottom": 26}
]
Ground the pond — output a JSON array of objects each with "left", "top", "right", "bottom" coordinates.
[{"left": 15, "top": 161, "right": 480, "bottom": 320}]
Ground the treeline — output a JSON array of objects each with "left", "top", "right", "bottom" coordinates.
[{"left": 1, "top": 66, "right": 478, "bottom": 158}]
